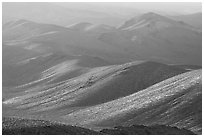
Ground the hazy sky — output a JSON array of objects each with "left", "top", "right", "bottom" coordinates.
[
  {"left": 57, "top": 2, "right": 202, "bottom": 14},
  {"left": 3, "top": 2, "right": 202, "bottom": 26}
]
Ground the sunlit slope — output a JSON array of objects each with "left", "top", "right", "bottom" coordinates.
[
  {"left": 3, "top": 61, "right": 187, "bottom": 116},
  {"left": 61, "top": 69, "right": 201, "bottom": 134}
]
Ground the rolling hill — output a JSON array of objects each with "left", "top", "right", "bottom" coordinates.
[
  {"left": 2, "top": 68, "right": 201, "bottom": 134},
  {"left": 2, "top": 9, "right": 202, "bottom": 135},
  {"left": 61, "top": 69, "right": 202, "bottom": 134},
  {"left": 3, "top": 19, "right": 137, "bottom": 64},
  {"left": 3, "top": 13, "right": 202, "bottom": 65},
  {"left": 2, "top": 61, "right": 187, "bottom": 108}
]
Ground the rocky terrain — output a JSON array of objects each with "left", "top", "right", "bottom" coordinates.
[{"left": 3, "top": 117, "right": 195, "bottom": 135}]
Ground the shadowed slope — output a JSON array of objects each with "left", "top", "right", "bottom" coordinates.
[{"left": 70, "top": 61, "right": 187, "bottom": 106}]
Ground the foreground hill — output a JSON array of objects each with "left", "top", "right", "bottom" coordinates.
[
  {"left": 2, "top": 117, "right": 100, "bottom": 135},
  {"left": 3, "top": 117, "right": 195, "bottom": 135},
  {"left": 3, "top": 61, "right": 188, "bottom": 115},
  {"left": 2, "top": 62, "right": 201, "bottom": 134},
  {"left": 61, "top": 69, "right": 201, "bottom": 134}
]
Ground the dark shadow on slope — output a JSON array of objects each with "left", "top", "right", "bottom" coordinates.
[{"left": 70, "top": 61, "right": 188, "bottom": 107}]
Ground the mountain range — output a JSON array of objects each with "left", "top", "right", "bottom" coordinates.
[{"left": 2, "top": 9, "right": 202, "bottom": 135}]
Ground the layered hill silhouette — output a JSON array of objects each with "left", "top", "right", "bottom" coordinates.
[
  {"left": 100, "top": 12, "right": 202, "bottom": 65},
  {"left": 2, "top": 11, "right": 202, "bottom": 135},
  {"left": 3, "top": 12, "right": 202, "bottom": 65}
]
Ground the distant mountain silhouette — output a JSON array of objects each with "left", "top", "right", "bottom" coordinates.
[
  {"left": 3, "top": 15, "right": 202, "bottom": 65},
  {"left": 100, "top": 12, "right": 202, "bottom": 65}
]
